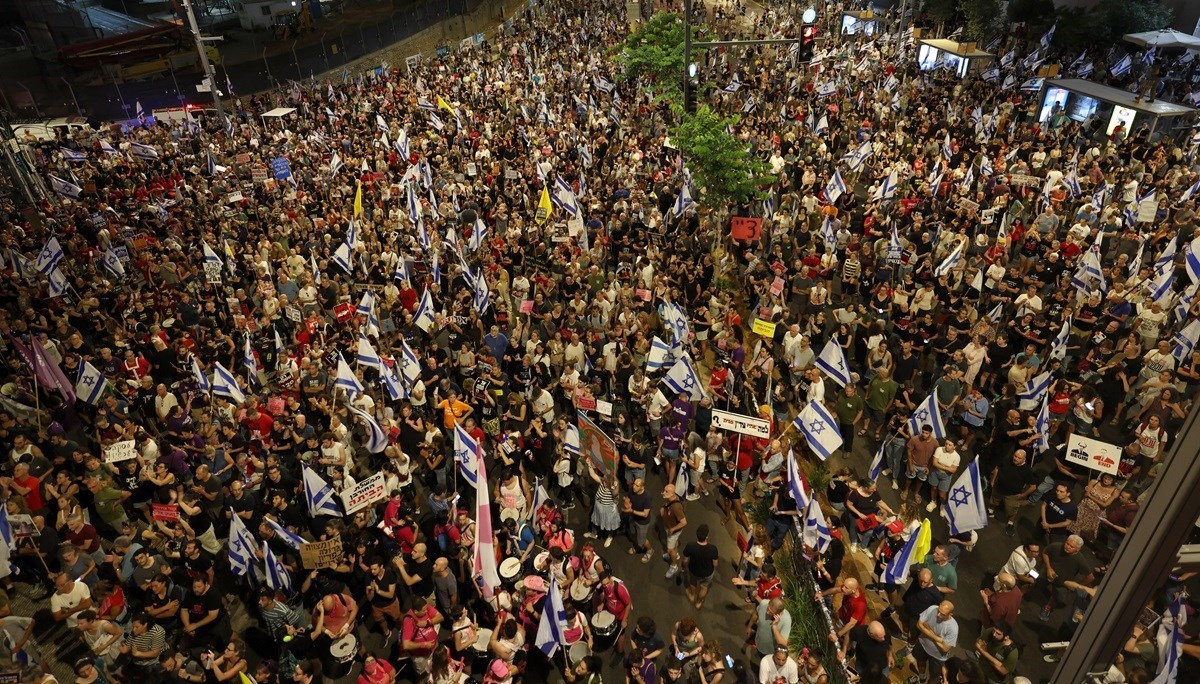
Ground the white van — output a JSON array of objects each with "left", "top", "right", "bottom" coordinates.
[{"left": 10, "top": 117, "right": 94, "bottom": 142}]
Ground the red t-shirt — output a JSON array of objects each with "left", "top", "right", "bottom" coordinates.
[{"left": 838, "top": 592, "right": 868, "bottom": 628}]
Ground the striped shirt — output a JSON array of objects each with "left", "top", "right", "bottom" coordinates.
[{"left": 125, "top": 623, "right": 166, "bottom": 665}]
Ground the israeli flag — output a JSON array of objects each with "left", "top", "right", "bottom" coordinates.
[
  {"left": 845, "top": 142, "right": 875, "bottom": 173},
  {"left": 190, "top": 356, "right": 211, "bottom": 394},
  {"left": 407, "top": 185, "right": 421, "bottom": 226},
  {"left": 243, "top": 335, "right": 258, "bottom": 386},
  {"left": 1049, "top": 316, "right": 1073, "bottom": 361},
  {"left": 1173, "top": 317, "right": 1200, "bottom": 362},
  {"left": 1035, "top": 393, "right": 1052, "bottom": 453},
  {"left": 1110, "top": 54, "right": 1132, "bottom": 77},
  {"left": 672, "top": 184, "right": 695, "bottom": 217},
  {"left": 815, "top": 115, "right": 829, "bottom": 136},
  {"left": 662, "top": 302, "right": 691, "bottom": 349},
  {"left": 1001, "top": 50, "right": 1015, "bottom": 68},
  {"left": 59, "top": 147, "right": 87, "bottom": 162},
  {"left": 786, "top": 449, "right": 811, "bottom": 511},
  {"left": 907, "top": 391, "right": 946, "bottom": 439},
  {"left": 303, "top": 465, "right": 342, "bottom": 517},
  {"left": 469, "top": 217, "right": 489, "bottom": 251},
  {"left": 816, "top": 81, "right": 838, "bottom": 98},
  {"left": 1154, "top": 611, "right": 1184, "bottom": 684},
  {"left": 941, "top": 133, "right": 954, "bottom": 160},
  {"left": 263, "top": 542, "right": 293, "bottom": 595},
  {"left": 1151, "top": 263, "right": 1175, "bottom": 303},
  {"left": 802, "top": 497, "right": 833, "bottom": 554},
  {"left": 742, "top": 96, "right": 756, "bottom": 114},
  {"left": 1175, "top": 284, "right": 1198, "bottom": 326},
  {"left": 129, "top": 142, "right": 158, "bottom": 160},
  {"left": 822, "top": 216, "right": 837, "bottom": 253},
  {"left": 872, "top": 170, "right": 899, "bottom": 202},
  {"left": 356, "top": 289, "right": 375, "bottom": 317},
  {"left": 945, "top": 458, "right": 988, "bottom": 535},
  {"left": 347, "top": 404, "right": 389, "bottom": 454},
  {"left": 413, "top": 288, "right": 436, "bottom": 332},
  {"left": 1185, "top": 237, "right": 1200, "bottom": 285},
  {"left": 211, "top": 362, "right": 246, "bottom": 404},
  {"left": 815, "top": 337, "right": 852, "bottom": 388},
  {"left": 881, "top": 524, "right": 920, "bottom": 584},
  {"left": 334, "top": 354, "right": 365, "bottom": 397},
  {"left": 935, "top": 243, "right": 963, "bottom": 277},
  {"left": 453, "top": 423, "right": 481, "bottom": 488},
  {"left": 563, "top": 424, "right": 581, "bottom": 456},
  {"left": 398, "top": 338, "right": 421, "bottom": 383},
  {"left": 647, "top": 336, "right": 674, "bottom": 373},
  {"left": 472, "top": 273, "right": 491, "bottom": 315},
  {"left": 75, "top": 360, "right": 108, "bottom": 405},
  {"left": 49, "top": 174, "right": 83, "bottom": 200},
  {"left": 331, "top": 242, "right": 353, "bottom": 274},
  {"left": 264, "top": 517, "right": 306, "bottom": 551},
  {"left": 1143, "top": 45, "right": 1157, "bottom": 67},
  {"left": 722, "top": 75, "right": 742, "bottom": 93},
  {"left": 981, "top": 67, "right": 999, "bottom": 84},
  {"left": 34, "top": 234, "right": 64, "bottom": 274},
  {"left": 1017, "top": 371, "right": 1052, "bottom": 410},
  {"left": 381, "top": 363, "right": 407, "bottom": 400},
  {"left": 228, "top": 513, "right": 257, "bottom": 577},
  {"left": 986, "top": 302, "right": 1004, "bottom": 323},
  {"left": 534, "top": 576, "right": 570, "bottom": 657},
  {"left": 1077, "top": 61, "right": 1094, "bottom": 77},
  {"left": 356, "top": 334, "right": 382, "bottom": 370},
  {"left": 868, "top": 442, "right": 886, "bottom": 481},
  {"left": 824, "top": 171, "right": 847, "bottom": 205},
  {"left": 663, "top": 352, "right": 705, "bottom": 401},
  {"left": 202, "top": 242, "right": 223, "bottom": 270},
  {"left": 310, "top": 251, "right": 321, "bottom": 284},
  {"left": 793, "top": 400, "right": 844, "bottom": 461},
  {"left": 99, "top": 139, "right": 117, "bottom": 155},
  {"left": 329, "top": 153, "right": 343, "bottom": 175},
  {"left": 980, "top": 155, "right": 994, "bottom": 177}
]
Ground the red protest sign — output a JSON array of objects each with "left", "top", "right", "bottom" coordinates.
[
  {"left": 152, "top": 503, "right": 179, "bottom": 521},
  {"left": 730, "top": 217, "right": 763, "bottom": 241}
]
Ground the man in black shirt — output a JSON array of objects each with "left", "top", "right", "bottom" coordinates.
[
  {"left": 181, "top": 576, "right": 229, "bottom": 650},
  {"left": 989, "top": 449, "right": 1038, "bottom": 534},
  {"left": 848, "top": 620, "right": 894, "bottom": 681},
  {"left": 682, "top": 524, "right": 720, "bottom": 609},
  {"left": 396, "top": 542, "right": 436, "bottom": 602},
  {"left": 623, "top": 477, "right": 653, "bottom": 562},
  {"left": 900, "top": 568, "right": 942, "bottom": 643}
]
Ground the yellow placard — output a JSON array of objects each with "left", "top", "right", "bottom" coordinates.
[{"left": 752, "top": 319, "right": 777, "bottom": 338}]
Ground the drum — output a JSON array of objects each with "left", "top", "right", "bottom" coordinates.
[
  {"left": 590, "top": 610, "right": 619, "bottom": 651},
  {"left": 499, "top": 558, "right": 521, "bottom": 583},
  {"left": 500, "top": 507, "right": 520, "bottom": 522},
  {"left": 568, "top": 641, "right": 590, "bottom": 664},
  {"left": 467, "top": 628, "right": 493, "bottom": 674},
  {"left": 326, "top": 633, "right": 358, "bottom": 679},
  {"left": 569, "top": 581, "right": 594, "bottom": 614}
]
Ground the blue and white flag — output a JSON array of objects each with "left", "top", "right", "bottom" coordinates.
[
  {"left": 74, "top": 360, "right": 108, "bottom": 405},
  {"left": 59, "top": 147, "right": 87, "bottom": 162},
  {"left": 1049, "top": 316, "right": 1073, "bottom": 361},
  {"left": 211, "top": 362, "right": 247, "bottom": 404},
  {"left": 47, "top": 267, "right": 68, "bottom": 298},
  {"left": 844, "top": 140, "right": 874, "bottom": 172},
  {"left": 413, "top": 288, "right": 436, "bottom": 332},
  {"left": 334, "top": 354, "right": 365, "bottom": 397},
  {"left": 1151, "top": 263, "right": 1175, "bottom": 304},
  {"left": 243, "top": 335, "right": 258, "bottom": 386},
  {"left": 302, "top": 465, "right": 342, "bottom": 517},
  {"left": 816, "top": 81, "right": 837, "bottom": 98},
  {"left": 935, "top": 243, "right": 963, "bottom": 277},
  {"left": 1185, "top": 237, "right": 1200, "bottom": 285},
  {"left": 881, "top": 523, "right": 921, "bottom": 584},
  {"left": 263, "top": 542, "right": 293, "bottom": 595},
  {"left": 355, "top": 289, "right": 375, "bottom": 317},
  {"left": 129, "top": 142, "right": 158, "bottom": 160},
  {"left": 1035, "top": 393, "right": 1052, "bottom": 453},
  {"left": 1174, "top": 287, "right": 1199, "bottom": 331},
  {"left": 1017, "top": 371, "right": 1052, "bottom": 411},
  {"left": 227, "top": 512, "right": 257, "bottom": 577},
  {"left": 329, "top": 153, "right": 343, "bottom": 175},
  {"left": 663, "top": 352, "right": 705, "bottom": 400},
  {"left": 987, "top": 302, "right": 1003, "bottom": 323},
  {"left": 802, "top": 497, "right": 832, "bottom": 554},
  {"left": 202, "top": 242, "right": 223, "bottom": 270},
  {"left": 824, "top": 171, "right": 847, "bottom": 204},
  {"left": 1181, "top": 179, "right": 1200, "bottom": 203},
  {"left": 331, "top": 242, "right": 353, "bottom": 274},
  {"left": 1152, "top": 612, "right": 1184, "bottom": 684},
  {"left": 34, "top": 237, "right": 64, "bottom": 275},
  {"left": 469, "top": 217, "right": 489, "bottom": 251},
  {"left": 872, "top": 170, "right": 899, "bottom": 201},
  {"left": 563, "top": 425, "right": 581, "bottom": 456},
  {"left": 672, "top": 184, "right": 695, "bottom": 217},
  {"left": 1143, "top": 45, "right": 1157, "bottom": 67},
  {"left": 814, "top": 115, "right": 829, "bottom": 136},
  {"left": 0, "top": 506, "right": 12, "bottom": 547},
  {"left": 821, "top": 216, "right": 837, "bottom": 253},
  {"left": 535, "top": 576, "right": 570, "bottom": 657},
  {"left": 453, "top": 423, "right": 481, "bottom": 488},
  {"left": 398, "top": 339, "right": 421, "bottom": 384},
  {"left": 869, "top": 442, "right": 886, "bottom": 481},
  {"left": 381, "top": 363, "right": 407, "bottom": 400},
  {"left": 815, "top": 337, "right": 852, "bottom": 388},
  {"left": 347, "top": 404, "right": 388, "bottom": 454},
  {"left": 264, "top": 517, "right": 306, "bottom": 551},
  {"left": 99, "top": 139, "right": 118, "bottom": 155},
  {"left": 945, "top": 458, "right": 988, "bottom": 535},
  {"left": 786, "top": 448, "right": 811, "bottom": 511},
  {"left": 907, "top": 391, "right": 946, "bottom": 439},
  {"left": 356, "top": 334, "right": 382, "bottom": 370},
  {"left": 310, "top": 251, "right": 321, "bottom": 285},
  {"left": 191, "top": 356, "right": 211, "bottom": 394},
  {"left": 1110, "top": 54, "right": 1133, "bottom": 77},
  {"left": 646, "top": 336, "right": 674, "bottom": 373},
  {"left": 794, "top": 401, "right": 844, "bottom": 460},
  {"left": 982, "top": 67, "right": 1000, "bottom": 83},
  {"left": 1156, "top": 236, "right": 1177, "bottom": 269}
]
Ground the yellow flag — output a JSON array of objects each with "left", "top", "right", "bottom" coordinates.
[
  {"left": 353, "top": 181, "right": 363, "bottom": 217},
  {"left": 535, "top": 186, "right": 553, "bottom": 225},
  {"left": 436, "top": 96, "right": 456, "bottom": 115},
  {"left": 911, "top": 518, "right": 933, "bottom": 566}
]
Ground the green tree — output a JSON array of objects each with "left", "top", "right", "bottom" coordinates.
[
  {"left": 614, "top": 12, "right": 701, "bottom": 102},
  {"left": 1090, "top": 0, "right": 1173, "bottom": 43},
  {"left": 669, "top": 104, "right": 775, "bottom": 205},
  {"left": 960, "top": 0, "right": 1004, "bottom": 41},
  {"left": 924, "top": 0, "right": 959, "bottom": 34},
  {"left": 1007, "top": 0, "right": 1055, "bottom": 24}
]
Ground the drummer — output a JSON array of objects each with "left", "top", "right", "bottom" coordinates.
[
  {"left": 561, "top": 605, "right": 594, "bottom": 652},
  {"left": 576, "top": 543, "right": 607, "bottom": 591},
  {"left": 546, "top": 546, "right": 578, "bottom": 590},
  {"left": 516, "top": 575, "right": 548, "bottom": 633},
  {"left": 594, "top": 569, "right": 634, "bottom": 645}
]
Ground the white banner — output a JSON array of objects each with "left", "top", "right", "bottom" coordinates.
[
  {"left": 340, "top": 472, "right": 387, "bottom": 514},
  {"left": 711, "top": 409, "right": 772, "bottom": 439},
  {"left": 103, "top": 439, "right": 138, "bottom": 463},
  {"left": 1064, "top": 433, "right": 1120, "bottom": 475}
]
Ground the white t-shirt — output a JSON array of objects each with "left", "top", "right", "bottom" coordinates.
[
  {"left": 1001, "top": 546, "right": 1037, "bottom": 578},
  {"left": 50, "top": 581, "right": 91, "bottom": 628},
  {"left": 932, "top": 447, "right": 961, "bottom": 474},
  {"left": 759, "top": 655, "right": 800, "bottom": 684}
]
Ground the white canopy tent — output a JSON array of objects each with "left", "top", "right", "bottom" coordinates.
[
  {"left": 260, "top": 107, "right": 297, "bottom": 125},
  {"left": 1123, "top": 29, "right": 1200, "bottom": 50}
]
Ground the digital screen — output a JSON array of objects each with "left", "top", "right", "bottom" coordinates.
[
  {"left": 1039, "top": 87, "right": 1101, "bottom": 124},
  {"left": 841, "top": 16, "right": 876, "bottom": 35},
  {"left": 1107, "top": 105, "right": 1137, "bottom": 136},
  {"left": 917, "top": 44, "right": 964, "bottom": 76}
]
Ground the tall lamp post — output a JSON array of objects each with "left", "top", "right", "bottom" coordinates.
[{"left": 179, "top": 0, "right": 229, "bottom": 127}]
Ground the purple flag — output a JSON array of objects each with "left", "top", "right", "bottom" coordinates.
[{"left": 11, "top": 335, "right": 75, "bottom": 404}]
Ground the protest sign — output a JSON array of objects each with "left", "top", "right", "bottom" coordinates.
[
  {"left": 103, "top": 440, "right": 138, "bottom": 463},
  {"left": 300, "top": 536, "right": 344, "bottom": 570},
  {"left": 152, "top": 503, "right": 180, "bottom": 521},
  {"left": 340, "top": 473, "right": 387, "bottom": 514},
  {"left": 752, "top": 319, "right": 777, "bottom": 338},
  {"left": 1064, "top": 434, "right": 1120, "bottom": 475},
  {"left": 711, "top": 409, "right": 772, "bottom": 438}
]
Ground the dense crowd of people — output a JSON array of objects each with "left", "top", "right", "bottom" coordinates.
[{"left": 2, "top": 0, "right": 1200, "bottom": 683}]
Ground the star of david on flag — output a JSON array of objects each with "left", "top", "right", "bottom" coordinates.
[
  {"left": 944, "top": 458, "right": 988, "bottom": 535},
  {"left": 793, "top": 401, "right": 844, "bottom": 460}
]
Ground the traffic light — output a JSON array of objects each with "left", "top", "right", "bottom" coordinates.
[
  {"left": 685, "top": 81, "right": 698, "bottom": 114},
  {"left": 798, "top": 23, "right": 817, "bottom": 63}
]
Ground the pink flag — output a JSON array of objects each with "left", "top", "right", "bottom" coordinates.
[
  {"left": 10, "top": 335, "right": 75, "bottom": 404},
  {"left": 473, "top": 458, "right": 501, "bottom": 599}
]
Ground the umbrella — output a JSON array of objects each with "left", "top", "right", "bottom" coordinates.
[{"left": 1123, "top": 29, "right": 1200, "bottom": 50}]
